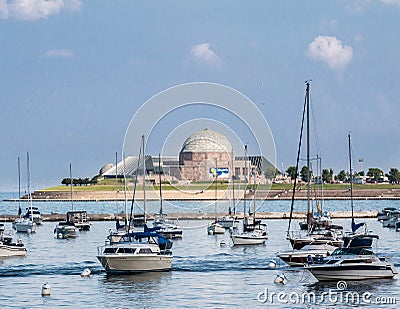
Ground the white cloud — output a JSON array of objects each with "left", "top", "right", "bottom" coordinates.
[
  {"left": 0, "top": 0, "right": 81, "bottom": 20},
  {"left": 44, "top": 49, "right": 74, "bottom": 58},
  {"left": 190, "top": 43, "right": 220, "bottom": 64},
  {"left": 306, "top": 36, "right": 353, "bottom": 70}
]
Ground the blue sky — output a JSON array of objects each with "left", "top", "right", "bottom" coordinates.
[{"left": 1, "top": 0, "right": 400, "bottom": 190}]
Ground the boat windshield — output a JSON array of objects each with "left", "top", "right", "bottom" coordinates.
[{"left": 331, "top": 247, "right": 374, "bottom": 256}]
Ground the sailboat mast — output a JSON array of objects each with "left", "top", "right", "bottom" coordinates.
[
  {"left": 306, "top": 82, "right": 311, "bottom": 231},
  {"left": 18, "top": 157, "right": 21, "bottom": 213},
  {"left": 231, "top": 148, "right": 235, "bottom": 215},
  {"left": 159, "top": 154, "right": 163, "bottom": 216},
  {"left": 253, "top": 166, "right": 256, "bottom": 217},
  {"left": 244, "top": 145, "right": 248, "bottom": 217},
  {"left": 142, "top": 135, "right": 146, "bottom": 224},
  {"left": 215, "top": 157, "right": 218, "bottom": 218},
  {"left": 70, "top": 163, "right": 73, "bottom": 211},
  {"left": 115, "top": 152, "right": 118, "bottom": 215},
  {"left": 123, "top": 152, "right": 128, "bottom": 225},
  {"left": 348, "top": 133, "right": 354, "bottom": 219}
]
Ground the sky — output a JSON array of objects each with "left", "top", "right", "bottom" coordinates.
[{"left": 1, "top": 0, "right": 400, "bottom": 190}]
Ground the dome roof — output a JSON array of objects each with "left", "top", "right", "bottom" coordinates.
[
  {"left": 99, "top": 163, "right": 114, "bottom": 175},
  {"left": 181, "top": 128, "right": 232, "bottom": 153}
]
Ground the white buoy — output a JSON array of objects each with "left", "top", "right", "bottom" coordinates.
[
  {"left": 274, "top": 273, "right": 286, "bottom": 284},
  {"left": 42, "top": 282, "right": 51, "bottom": 296},
  {"left": 18, "top": 238, "right": 23, "bottom": 245},
  {"left": 57, "top": 233, "right": 63, "bottom": 239},
  {"left": 268, "top": 259, "right": 277, "bottom": 269},
  {"left": 27, "top": 229, "right": 31, "bottom": 234},
  {"left": 81, "top": 268, "right": 91, "bottom": 277},
  {"left": 220, "top": 240, "right": 227, "bottom": 247}
]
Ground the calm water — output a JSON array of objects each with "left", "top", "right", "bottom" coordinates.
[{"left": 0, "top": 192, "right": 399, "bottom": 308}]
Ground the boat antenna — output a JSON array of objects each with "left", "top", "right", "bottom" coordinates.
[
  {"left": 244, "top": 144, "right": 248, "bottom": 218},
  {"left": 215, "top": 157, "right": 218, "bottom": 220},
  {"left": 142, "top": 135, "right": 147, "bottom": 224},
  {"left": 231, "top": 148, "right": 236, "bottom": 216},
  {"left": 287, "top": 82, "right": 308, "bottom": 237}
]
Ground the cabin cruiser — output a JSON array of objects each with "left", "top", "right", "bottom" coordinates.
[
  {"left": 231, "top": 220, "right": 268, "bottom": 245},
  {"left": 153, "top": 214, "right": 183, "bottom": 239},
  {"left": 288, "top": 226, "right": 344, "bottom": 250},
  {"left": 207, "top": 221, "right": 225, "bottom": 235},
  {"left": 305, "top": 246, "right": 398, "bottom": 281},
  {"left": 97, "top": 225, "right": 173, "bottom": 273},
  {"left": 278, "top": 242, "right": 336, "bottom": 267},
  {"left": 24, "top": 206, "right": 43, "bottom": 225},
  {"left": 54, "top": 221, "right": 77, "bottom": 239},
  {"left": 0, "top": 224, "right": 26, "bottom": 257},
  {"left": 381, "top": 211, "right": 399, "bottom": 228},
  {"left": 13, "top": 217, "right": 36, "bottom": 233},
  {"left": 216, "top": 216, "right": 239, "bottom": 229},
  {"left": 377, "top": 207, "right": 398, "bottom": 221}
]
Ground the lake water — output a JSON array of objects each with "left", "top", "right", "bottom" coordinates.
[{"left": 0, "top": 192, "right": 399, "bottom": 308}]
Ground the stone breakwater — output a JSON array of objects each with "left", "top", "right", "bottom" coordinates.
[
  {"left": 9, "top": 188, "right": 400, "bottom": 202},
  {"left": 0, "top": 211, "right": 378, "bottom": 222}
]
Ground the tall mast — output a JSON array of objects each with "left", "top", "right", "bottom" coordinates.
[
  {"left": 348, "top": 133, "right": 354, "bottom": 219},
  {"left": 215, "top": 157, "right": 218, "bottom": 219},
  {"left": 115, "top": 152, "right": 118, "bottom": 215},
  {"left": 306, "top": 81, "right": 311, "bottom": 233},
  {"left": 244, "top": 145, "right": 248, "bottom": 217},
  {"left": 123, "top": 152, "right": 128, "bottom": 225},
  {"left": 253, "top": 165, "right": 256, "bottom": 218},
  {"left": 142, "top": 135, "right": 146, "bottom": 224},
  {"left": 70, "top": 163, "right": 73, "bottom": 211},
  {"left": 18, "top": 157, "right": 21, "bottom": 216},
  {"left": 159, "top": 154, "right": 163, "bottom": 216},
  {"left": 231, "top": 148, "right": 235, "bottom": 216}
]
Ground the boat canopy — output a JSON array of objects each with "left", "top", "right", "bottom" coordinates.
[{"left": 331, "top": 247, "right": 374, "bottom": 256}]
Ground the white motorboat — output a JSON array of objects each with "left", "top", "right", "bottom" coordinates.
[
  {"left": 207, "top": 221, "right": 225, "bottom": 235},
  {"left": 13, "top": 218, "right": 36, "bottom": 233},
  {"left": 54, "top": 222, "right": 77, "bottom": 239},
  {"left": 377, "top": 207, "right": 398, "bottom": 221},
  {"left": 0, "top": 224, "right": 26, "bottom": 257},
  {"left": 24, "top": 206, "right": 43, "bottom": 225},
  {"left": 97, "top": 228, "right": 173, "bottom": 273},
  {"left": 382, "top": 212, "right": 399, "bottom": 228},
  {"left": 217, "top": 216, "right": 239, "bottom": 229},
  {"left": 231, "top": 227, "right": 268, "bottom": 245},
  {"left": 278, "top": 242, "right": 336, "bottom": 267},
  {"left": 305, "top": 246, "right": 398, "bottom": 281}
]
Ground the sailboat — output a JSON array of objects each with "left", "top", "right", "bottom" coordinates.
[
  {"left": 230, "top": 145, "right": 268, "bottom": 245},
  {"left": 97, "top": 135, "right": 173, "bottom": 273},
  {"left": 286, "top": 82, "right": 342, "bottom": 250},
  {"left": 207, "top": 158, "right": 225, "bottom": 235},
  {"left": 153, "top": 154, "right": 183, "bottom": 239},
  {"left": 216, "top": 149, "right": 239, "bottom": 229},
  {"left": 342, "top": 133, "right": 379, "bottom": 248},
  {"left": 13, "top": 154, "right": 36, "bottom": 233}
]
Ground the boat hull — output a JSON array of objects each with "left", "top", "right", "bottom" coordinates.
[
  {"left": 97, "top": 254, "right": 172, "bottom": 273},
  {"left": 0, "top": 244, "right": 27, "bottom": 257},
  {"left": 306, "top": 265, "right": 398, "bottom": 281},
  {"left": 55, "top": 225, "right": 77, "bottom": 238},
  {"left": 231, "top": 235, "right": 268, "bottom": 245},
  {"left": 278, "top": 251, "right": 331, "bottom": 267},
  {"left": 13, "top": 220, "right": 36, "bottom": 233}
]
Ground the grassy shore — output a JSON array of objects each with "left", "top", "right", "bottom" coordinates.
[{"left": 43, "top": 179, "right": 400, "bottom": 192}]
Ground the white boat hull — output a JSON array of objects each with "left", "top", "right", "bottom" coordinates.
[
  {"left": 97, "top": 254, "right": 172, "bottom": 273},
  {"left": 13, "top": 220, "right": 36, "bottom": 233},
  {"left": 231, "top": 235, "right": 268, "bottom": 245},
  {"left": 0, "top": 244, "right": 27, "bottom": 257},
  {"left": 208, "top": 224, "right": 225, "bottom": 235},
  {"left": 55, "top": 225, "right": 77, "bottom": 238},
  {"left": 307, "top": 265, "right": 398, "bottom": 281}
]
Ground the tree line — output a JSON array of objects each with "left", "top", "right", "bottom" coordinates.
[
  {"left": 61, "top": 177, "right": 92, "bottom": 186},
  {"left": 285, "top": 166, "right": 400, "bottom": 184}
]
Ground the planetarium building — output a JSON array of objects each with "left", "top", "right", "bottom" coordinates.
[{"left": 102, "top": 128, "right": 274, "bottom": 183}]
